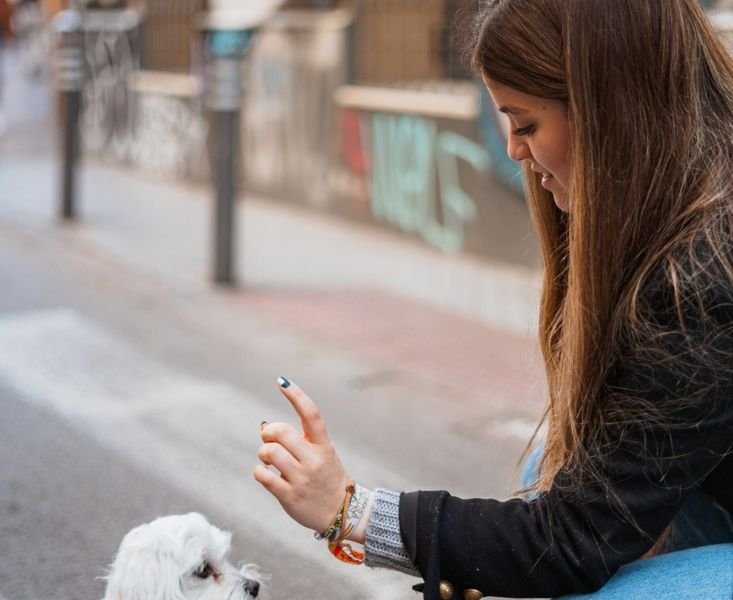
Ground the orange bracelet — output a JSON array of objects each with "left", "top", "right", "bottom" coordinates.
[{"left": 328, "top": 537, "right": 365, "bottom": 564}]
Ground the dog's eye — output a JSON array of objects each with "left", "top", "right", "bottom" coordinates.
[{"left": 194, "top": 562, "right": 213, "bottom": 579}]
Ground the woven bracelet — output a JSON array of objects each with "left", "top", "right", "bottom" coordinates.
[{"left": 314, "top": 481, "right": 370, "bottom": 565}]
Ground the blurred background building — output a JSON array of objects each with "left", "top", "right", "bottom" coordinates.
[{"left": 13, "top": 0, "right": 733, "bottom": 269}]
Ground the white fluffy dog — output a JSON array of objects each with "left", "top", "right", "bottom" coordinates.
[{"left": 103, "top": 512, "right": 262, "bottom": 600}]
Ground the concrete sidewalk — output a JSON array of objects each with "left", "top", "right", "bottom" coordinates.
[{"left": 0, "top": 48, "right": 546, "bottom": 418}]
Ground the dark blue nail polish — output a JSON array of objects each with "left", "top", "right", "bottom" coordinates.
[{"left": 277, "top": 376, "right": 291, "bottom": 389}]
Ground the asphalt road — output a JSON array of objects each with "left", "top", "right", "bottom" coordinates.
[
  {"left": 0, "top": 379, "right": 223, "bottom": 599},
  {"left": 0, "top": 201, "right": 532, "bottom": 600},
  {"left": 0, "top": 226, "right": 408, "bottom": 599}
]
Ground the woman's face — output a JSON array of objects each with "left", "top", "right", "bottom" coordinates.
[{"left": 483, "top": 76, "right": 571, "bottom": 211}]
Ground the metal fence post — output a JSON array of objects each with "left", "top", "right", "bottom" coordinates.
[
  {"left": 54, "top": 9, "right": 84, "bottom": 221},
  {"left": 204, "top": 27, "right": 254, "bottom": 286}
]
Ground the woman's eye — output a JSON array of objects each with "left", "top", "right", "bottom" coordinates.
[
  {"left": 194, "top": 562, "right": 213, "bottom": 579},
  {"left": 512, "top": 124, "right": 536, "bottom": 136}
]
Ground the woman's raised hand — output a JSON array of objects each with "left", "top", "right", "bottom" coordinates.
[{"left": 253, "top": 378, "right": 350, "bottom": 534}]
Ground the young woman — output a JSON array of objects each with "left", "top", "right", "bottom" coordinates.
[{"left": 254, "top": 1, "right": 733, "bottom": 598}]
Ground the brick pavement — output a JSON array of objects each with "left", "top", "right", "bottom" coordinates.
[{"left": 238, "top": 287, "right": 546, "bottom": 415}]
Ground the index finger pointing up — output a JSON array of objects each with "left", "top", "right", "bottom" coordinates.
[{"left": 277, "top": 377, "right": 330, "bottom": 444}]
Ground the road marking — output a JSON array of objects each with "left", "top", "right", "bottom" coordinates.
[{"left": 0, "top": 309, "right": 415, "bottom": 599}]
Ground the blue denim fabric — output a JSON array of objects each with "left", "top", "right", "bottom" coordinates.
[
  {"left": 558, "top": 545, "right": 733, "bottom": 600},
  {"left": 519, "top": 446, "right": 733, "bottom": 599}
]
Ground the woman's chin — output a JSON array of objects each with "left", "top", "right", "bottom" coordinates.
[{"left": 553, "top": 193, "right": 569, "bottom": 212}]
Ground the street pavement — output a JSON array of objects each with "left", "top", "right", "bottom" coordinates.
[{"left": 0, "top": 47, "right": 546, "bottom": 600}]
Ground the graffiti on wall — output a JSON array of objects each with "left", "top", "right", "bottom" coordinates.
[
  {"left": 242, "top": 32, "right": 522, "bottom": 257},
  {"left": 332, "top": 108, "right": 492, "bottom": 253},
  {"left": 127, "top": 93, "right": 209, "bottom": 179},
  {"left": 78, "top": 11, "right": 208, "bottom": 178},
  {"left": 80, "top": 12, "right": 139, "bottom": 160},
  {"left": 243, "top": 25, "right": 347, "bottom": 207},
  {"left": 369, "top": 113, "right": 490, "bottom": 253},
  {"left": 75, "top": 12, "right": 526, "bottom": 257}
]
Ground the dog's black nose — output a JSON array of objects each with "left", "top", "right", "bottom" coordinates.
[{"left": 244, "top": 578, "right": 260, "bottom": 597}]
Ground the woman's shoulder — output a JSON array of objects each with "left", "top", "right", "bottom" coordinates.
[
  {"left": 638, "top": 227, "right": 733, "bottom": 326},
  {"left": 610, "top": 224, "right": 733, "bottom": 416}
]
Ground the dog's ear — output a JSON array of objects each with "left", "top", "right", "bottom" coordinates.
[{"left": 102, "top": 523, "right": 186, "bottom": 600}]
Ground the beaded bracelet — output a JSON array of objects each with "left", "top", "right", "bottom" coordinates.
[
  {"left": 314, "top": 480, "right": 370, "bottom": 564},
  {"left": 313, "top": 510, "right": 343, "bottom": 542}
]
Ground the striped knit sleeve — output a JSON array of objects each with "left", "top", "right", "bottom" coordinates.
[{"left": 364, "top": 488, "right": 420, "bottom": 576}]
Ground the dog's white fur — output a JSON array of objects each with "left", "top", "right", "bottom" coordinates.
[{"left": 103, "top": 512, "right": 262, "bottom": 600}]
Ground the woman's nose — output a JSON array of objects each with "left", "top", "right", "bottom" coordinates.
[{"left": 507, "top": 135, "right": 531, "bottom": 162}]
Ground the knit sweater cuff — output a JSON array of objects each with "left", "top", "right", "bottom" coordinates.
[{"left": 364, "top": 488, "right": 420, "bottom": 576}]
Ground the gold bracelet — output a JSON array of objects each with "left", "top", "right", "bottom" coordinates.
[
  {"left": 313, "top": 481, "right": 365, "bottom": 564},
  {"left": 314, "top": 481, "right": 353, "bottom": 541}
]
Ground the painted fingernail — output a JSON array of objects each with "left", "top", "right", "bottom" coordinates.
[
  {"left": 277, "top": 376, "right": 291, "bottom": 389},
  {"left": 260, "top": 420, "right": 268, "bottom": 430}
]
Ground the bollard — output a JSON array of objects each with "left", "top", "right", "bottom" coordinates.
[
  {"left": 55, "top": 9, "right": 84, "bottom": 221},
  {"left": 205, "top": 28, "right": 254, "bottom": 286}
]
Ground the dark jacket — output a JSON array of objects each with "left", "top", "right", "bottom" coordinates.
[{"left": 399, "top": 259, "right": 733, "bottom": 599}]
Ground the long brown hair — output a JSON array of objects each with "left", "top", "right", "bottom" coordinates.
[{"left": 472, "top": 0, "right": 733, "bottom": 492}]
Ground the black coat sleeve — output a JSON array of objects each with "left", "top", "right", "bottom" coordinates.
[{"left": 400, "top": 275, "right": 733, "bottom": 599}]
